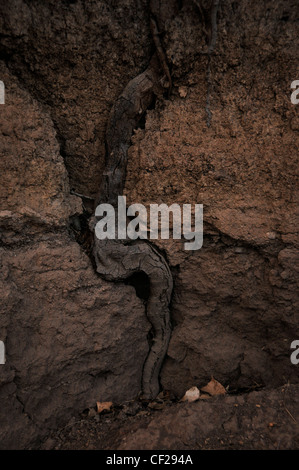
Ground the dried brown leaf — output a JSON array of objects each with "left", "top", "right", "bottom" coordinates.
[
  {"left": 199, "top": 392, "right": 212, "bottom": 400},
  {"left": 96, "top": 401, "right": 113, "bottom": 413},
  {"left": 148, "top": 402, "right": 165, "bottom": 410},
  {"left": 200, "top": 377, "right": 226, "bottom": 396}
]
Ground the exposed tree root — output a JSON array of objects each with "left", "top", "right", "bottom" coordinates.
[
  {"left": 91, "top": 5, "right": 174, "bottom": 399},
  {"left": 91, "top": 0, "right": 219, "bottom": 399}
]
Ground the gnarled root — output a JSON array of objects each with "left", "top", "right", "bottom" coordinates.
[
  {"left": 92, "top": 4, "right": 175, "bottom": 400},
  {"left": 93, "top": 238, "right": 173, "bottom": 399}
]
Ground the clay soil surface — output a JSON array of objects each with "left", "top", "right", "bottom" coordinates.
[{"left": 40, "top": 384, "right": 299, "bottom": 450}]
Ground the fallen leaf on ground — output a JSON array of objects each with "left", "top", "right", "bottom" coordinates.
[
  {"left": 180, "top": 386, "right": 200, "bottom": 403},
  {"left": 87, "top": 408, "right": 97, "bottom": 417},
  {"left": 96, "top": 401, "right": 113, "bottom": 413},
  {"left": 200, "top": 377, "right": 226, "bottom": 396},
  {"left": 148, "top": 402, "right": 165, "bottom": 410},
  {"left": 199, "top": 392, "right": 212, "bottom": 400}
]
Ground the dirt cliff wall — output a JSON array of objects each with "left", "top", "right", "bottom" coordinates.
[{"left": 0, "top": 0, "right": 298, "bottom": 448}]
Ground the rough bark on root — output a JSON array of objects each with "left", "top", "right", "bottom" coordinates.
[
  {"left": 92, "top": 53, "right": 173, "bottom": 399},
  {"left": 91, "top": 0, "right": 217, "bottom": 399}
]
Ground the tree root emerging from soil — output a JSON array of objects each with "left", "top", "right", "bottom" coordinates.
[
  {"left": 91, "top": 0, "right": 218, "bottom": 399},
  {"left": 91, "top": 16, "right": 173, "bottom": 399}
]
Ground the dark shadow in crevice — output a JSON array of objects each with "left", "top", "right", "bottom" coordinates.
[
  {"left": 228, "top": 384, "right": 265, "bottom": 395},
  {"left": 69, "top": 211, "right": 93, "bottom": 257},
  {"left": 134, "top": 95, "right": 157, "bottom": 131},
  {"left": 124, "top": 271, "right": 151, "bottom": 302}
]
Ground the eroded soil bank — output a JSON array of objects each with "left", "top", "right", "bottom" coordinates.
[{"left": 0, "top": 0, "right": 298, "bottom": 449}]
